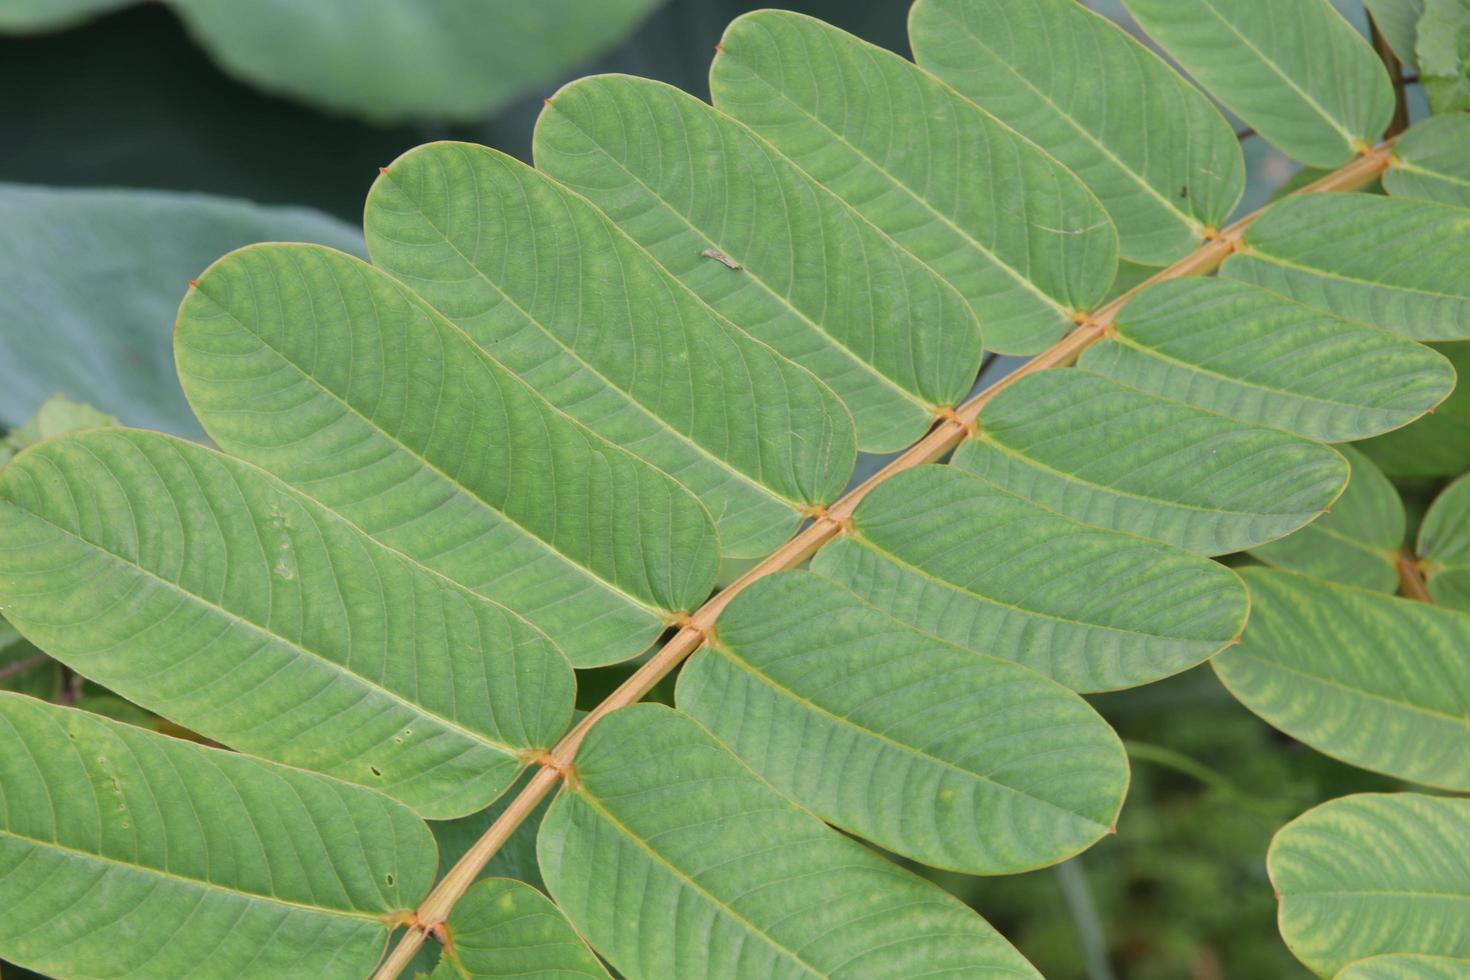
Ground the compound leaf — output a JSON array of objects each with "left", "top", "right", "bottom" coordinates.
[
  {"left": 176, "top": 243, "right": 719, "bottom": 668},
  {"left": 955, "top": 369, "right": 1348, "bottom": 555},
  {"left": 1122, "top": 0, "right": 1393, "bottom": 166},
  {"left": 1224, "top": 194, "right": 1470, "bottom": 341},
  {"left": 1079, "top": 277, "right": 1454, "bottom": 442},
  {"left": 428, "top": 878, "right": 607, "bottom": 980},
  {"left": 677, "top": 571, "right": 1128, "bottom": 873},
  {"left": 1215, "top": 568, "right": 1470, "bottom": 791},
  {"left": 367, "top": 140, "right": 855, "bottom": 553},
  {"left": 1250, "top": 446, "right": 1405, "bottom": 593},
  {"left": 539, "top": 704, "right": 1040, "bottom": 978},
  {"left": 0, "top": 428, "right": 575, "bottom": 818},
  {"left": 710, "top": 9, "right": 1116, "bottom": 354},
  {"left": 533, "top": 74, "right": 980, "bottom": 447},
  {"left": 811, "top": 465, "right": 1247, "bottom": 692},
  {"left": 909, "top": 0, "right": 1243, "bottom": 265},
  {"left": 0, "top": 693, "right": 436, "bottom": 979},
  {"left": 1269, "top": 793, "right": 1470, "bottom": 976}
]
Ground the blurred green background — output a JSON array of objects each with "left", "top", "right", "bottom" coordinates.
[{"left": 0, "top": 2, "right": 1425, "bottom": 977}]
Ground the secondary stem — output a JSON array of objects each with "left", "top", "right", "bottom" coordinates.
[{"left": 372, "top": 139, "right": 1398, "bottom": 980}]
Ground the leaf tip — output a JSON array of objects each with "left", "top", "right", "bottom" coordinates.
[{"left": 378, "top": 167, "right": 389, "bottom": 176}]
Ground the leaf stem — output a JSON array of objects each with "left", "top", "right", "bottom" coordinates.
[
  {"left": 1055, "top": 857, "right": 1116, "bottom": 980},
  {"left": 1123, "top": 739, "right": 1280, "bottom": 816},
  {"left": 0, "top": 653, "right": 48, "bottom": 682},
  {"left": 372, "top": 138, "right": 1399, "bottom": 980},
  {"left": 1395, "top": 550, "right": 1433, "bottom": 602}
]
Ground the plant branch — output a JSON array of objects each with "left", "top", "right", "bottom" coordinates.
[
  {"left": 1368, "top": 14, "right": 1411, "bottom": 138},
  {"left": 1123, "top": 740, "right": 1280, "bottom": 816},
  {"left": 1055, "top": 857, "right": 1116, "bottom": 980},
  {"left": 371, "top": 138, "right": 1399, "bottom": 980},
  {"left": 0, "top": 653, "right": 48, "bottom": 682},
  {"left": 1395, "top": 551, "right": 1433, "bottom": 602}
]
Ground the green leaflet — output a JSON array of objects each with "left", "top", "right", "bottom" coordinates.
[
  {"left": 909, "top": 0, "right": 1243, "bottom": 265},
  {"left": 1215, "top": 568, "right": 1470, "bottom": 791},
  {"left": 708, "top": 10, "right": 1115, "bottom": 355},
  {"left": 1357, "top": 342, "right": 1470, "bottom": 478},
  {"left": 1337, "top": 955, "right": 1470, "bottom": 979},
  {"left": 428, "top": 879, "right": 608, "bottom": 979},
  {"left": 539, "top": 704, "right": 1040, "bottom": 978},
  {"left": 1419, "top": 0, "right": 1470, "bottom": 113},
  {"left": 1224, "top": 193, "right": 1470, "bottom": 341},
  {"left": 1367, "top": 0, "right": 1427, "bottom": 70},
  {"left": 366, "top": 139, "right": 855, "bottom": 554},
  {"left": 677, "top": 572, "right": 1128, "bottom": 873},
  {"left": 0, "top": 693, "right": 436, "bottom": 978},
  {"left": 1250, "top": 446, "right": 1405, "bottom": 593},
  {"left": 956, "top": 369, "right": 1349, "bottom": 555},
  {"left": 533, "top": 74, "right": 981, "bottom": 447},
  {"left": 1385, "top": 114, "right": 1470, "bottom": 206},
  {"left": 1418, "top": 472, "right": 1470, "bottom": 609},
  {"left": 1122, "top": 0, "right": 1394, "bottom": 167},
  {"left": 176, "top": 243, "right": 719, "bottom": 668},
  {"left": 1079, "top": 278, "right": 1454, "bottom": 442},
  {"left": 811, "top": 465, "right": 1246, "bottom": 692},
  {"left": 0, "top": 429, "right": 575, "bottom": 818},
  {"left": 0, "top": 184, "right": 363, "bottom": 435},
  {"left": 1269, "top": 793, "right": 1470, "bottom": 976}
]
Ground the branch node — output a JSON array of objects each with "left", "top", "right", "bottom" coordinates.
[
  {"left": 932, "top": 406, "right": 977, "bottom": 439},
  {"left": 523, "top": 749, "right": 580, "bottom": 789}
]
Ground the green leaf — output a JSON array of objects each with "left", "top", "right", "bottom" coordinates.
[
  {"left": 1079, "top": 278, "right": 1453, "bottom": 441},
  {"left": 1269, "top": 793, "right": 1470, "bottom": 976},
  {"left": 1385, "top": 114, "right": 1470, "bottom": 206},
  {"left": 0, "top": 692, "right": 436, "bottom": 978},
  {"left": 677, "top": 571, "right": 1128, "bottom": 873},
  {"left": 1122, "top": 0, "right": 1394, "bottom": 166},
  {"left": 1357, "top": 342, "right": 1470, "bottom": 477},
  {"left": 955, "top": 369, "right": 1349, "bottom": 554},
  {"left": 0, "top": 0, "right": 127, "bottom": 31},
  {"left": 1418, "top": 471, "right": 1470, "bottom": 609},
  {"left": 909, "top": 0, "right": 1243, "bottom": 265},
  {"left": 0, "top": 428, "right": 575, "bottom": 818},
  {"left": 0, "top": 184, "right": 362, "bottom": 434},
  {"left": 1337, "top": 954, "right": 1470, "bottom": 980},
  {"left": 707, "top": 9, "right": 1116, "bottom": 354},
  {"left": 428, "top": 879, "right": 607, "bottom": 979},
  {"left": 366, "top": 139, "right": 855, "bottom": 552},
  {"left": 1418, "top": 0, "right": 1470, "bottom": 113},
  {"left": 175, "top": 243, "right": 720, "bottom": 668},
  {"left": 1250, "top": 446, "right": 1405, "bottom": 593},
  {"left": 1367, "top": 0, "right": 1428, "bottom": 70},
  {"left": 532, "top": 73, "right": 982, "bottom": 446},
  {"left": 811, "top": 465, "right": 1247, "bottom": 692},
  {"left": 1225, "top": 193, "right": 1470, "bottom": 340},
  {"left": 1215, "top": 568, "right": 1470, "bottom": 790},
  {"left": 539, "top": 704, "right": 1040, "bottom": 977}
]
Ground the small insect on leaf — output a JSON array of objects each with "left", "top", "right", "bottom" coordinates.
[{"left": 700, "top": 247, "right": 743, "bottom": 270}]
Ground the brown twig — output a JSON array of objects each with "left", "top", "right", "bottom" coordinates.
[
  {"left": 1368, "top": 14, "right": 1411, "bottom": 138},
  {"left": 370, "top": 137, "right": 1399, "bottom": 980}
]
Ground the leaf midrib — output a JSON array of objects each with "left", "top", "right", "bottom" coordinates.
[{"left": 1234, "top": 249, "right": 1470, "bottom": 304}]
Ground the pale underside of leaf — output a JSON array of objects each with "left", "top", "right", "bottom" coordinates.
[
  {"left": 1224, "top": 193, "right": 1470, "bottom": 342},
  {"left": 811, "top": 464, "right": 1247, "bottom": 692},
  {"left": 1417, "top": 471, "right": 1470, "bottom": 610},
  {"left": 710, "top": 9, "right": 1117, "bottom": 355},
  {"left": 538, "top": 704, "right": 1040, "bottom": 979},
  {"left": 1122, "top": 0, "right": 1394, "bottom": 167},
  {"left": 677, "top": 571, "right": 1128, "bottom": 873},
  {"left": 0, "top": 693, "right": 436, "bottom": 979},
  {"left": 1215, "top": 568, "right": 1470, "bottom": 791},
  {"left": 909, "top": 0, "right": 1243, "bottom": 265},
  {"left": 1080, "top": 277, "right": 1454, "bottom": 442},
  {"left": 0, "top": 429, "right": 575, "bottom": 818},
  {"left": 958, "top": 368, "right": 1349, "bottom": 555},
  {"left": 1385, "top": 114, "right": 1470, "bottom": 207},
  {"left": 533, "top": 72, "right": 981, "bottom": 447},
  {"left": 367, "top": 140, "right": 856, "bottom": 556},
  {"left": 429, "top": 878, "right": 608, "bottom": 979},
  {"left": 1250, "top": 445, "right": 1405, "bottom": 593},
  {"left": 1268, "top": 793, "right": 1470, "bottom": 976},
  {"left": 175, "top": 243, "right": 720, "bottom": 668}
]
